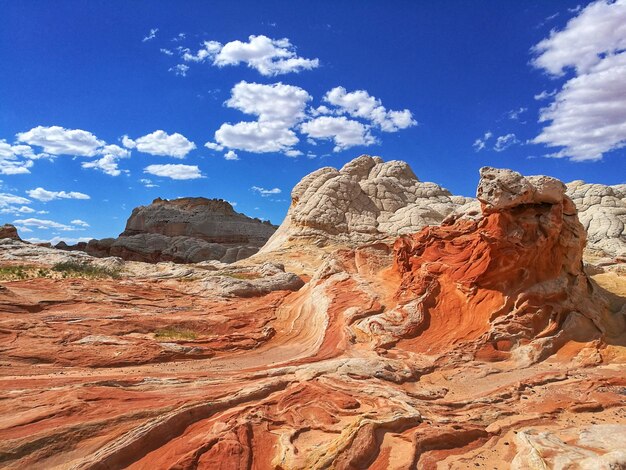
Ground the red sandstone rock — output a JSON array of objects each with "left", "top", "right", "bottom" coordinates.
[{"left": 0, "top": 167, "right": 625, "bottom": 469}]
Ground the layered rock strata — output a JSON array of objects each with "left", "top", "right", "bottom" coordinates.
[
  {"left": 0, "top": 165, "right": 624, "bottom": 469},
  {"left": 259, "top": 155, "right": 473, "bottom": 254},
  {"left": 59, "top": 197, "right": 277, "bottom": 264}
]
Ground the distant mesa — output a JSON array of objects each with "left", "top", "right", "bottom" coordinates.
[
  {"left": 57, "top": 197, "right": 277, "bottom": 264},
  {"left": 0, "top": 224, "right": 21, "bottom": 241}
]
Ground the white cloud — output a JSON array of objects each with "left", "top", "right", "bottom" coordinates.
[
  {"left": 169, "top": 64, "right": 190, "bottom": 76},
  {"left": 16, "top": 126, "right": 105, "bottom": 157},
  {"left": 160, "top": 48, "right": 174, "bottom": 56},
  {"left": 182, "top": 35, "right": 319, "bottom": 76},
  {"left": 125, "top": 130, "right": 196, "bottom": 158},
  {"left": 300, "top": 116, "right": 376, "bottom": 152},
  {"left": 0, "top": 140, "right": 42, "bottom": 173},
  {"left": 142, "top": 28, "right": 158, "bottom": 42},
  {"left": 531, "top": 0, "right": 626, "bottom": 160},
  {"left": 284, "top": 149, "right": 303, "bottom": 157},
  {"left": 26, "top": 236, "right": 93, "bottom": 245},
  {"left": 225, "top": 81, "right": 311, "bottom": 126},
  {"left": 27, "top": 187, "right": 90, "bottom": 202},
  {"left": 494, "top": 133, "right": 520, "bottom": 152},
  {"left": 473, "top": 131, "right": 493, "bottom": 152},
  {"left": 15, "top": 226, "right": 32, "bottom": 233},
  {"left": 531, "top": 0, "right": 626, "bottom": 76},
  {"left": 139, "top": 178, "right": 158, "bottom": 188},
  {"left": 71, "top": 219, "right": 89, "bottom": 227},
  {"left": 224, "top": 150, "right": 239, "bottom": 160},
  {"left": 534, "top": 90, "right": 557, "bottom": 100},
  {"left": 13, "top": 218, "right": 81, "bottom": 231},
  {"left": 215, "top": 121, "right": 298, "bottom": 153},
  {"left": 251, "top": 186, "right": 281, "bottom": 196},
  {"left": 0, "top": 193, "right": 31, "bottom": 210},
  {"left": 507, "top": 107, "right": 527, "bottom": 120},
  {"left": 204, "top": 141, "right": 224, "bottom": 151},
  {"left": 81, "top": 144, "right": 130, "bottom": 176},
  {"left": 323, "top": 86, "right": 417, "bottom": 132},
  {"left": 144, "top": 164, "right": 203, "bottom": 180}
]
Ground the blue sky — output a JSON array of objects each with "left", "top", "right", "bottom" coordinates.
[{"left": 1, "top": 0, "right": 625, "bottom": 244}]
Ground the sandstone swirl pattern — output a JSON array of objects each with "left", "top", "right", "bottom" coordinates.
[{"left": 0, "top": 160, "right": 624, "bottom": 469}]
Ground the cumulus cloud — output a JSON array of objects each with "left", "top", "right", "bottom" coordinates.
[
  {"left": 81, "top": 144, "right": 130, "bottom": 176},
  {"left": 124, "top": 130, "right": 196, "bottom": 158},
  {"left": 300, "top": 116, "right": 376, "bottom": 152},
  {"left": 0, "top": 140, "right": 36, "bottom": 174},
  {"left": 13, "top": 218, "right": 83, "bottom": 231},
  {"left": 142, "top": 28, "right": 158, "bottom": 42},
  {"left": 182, "top": 35, "right": 319, "bottom": 76},
  {"left": 27, "top": 187, "right": 90, "bottom": 202},
  {"left": 70, "top": 219, "right": 90, "bottom": 227},
  {"left": 224, "top": 150, "right": 239, "bottom": 160},
  {"left": 225, "top": 81, "right": 311, "bottom": 126},
  {"left": 212, "top": 81, "right": 310, "bottom": 154},
  {"left": 204, "top": 141, "right": 224, "bottom": 151},
  {"left": 215, "top": 121, "right": 298, "bottom": 153},
  {"left": 16, "top": 126, "right": 105, "bottom": 157},
  {"left": 473, "top": 131, "right": 493, "bottom": 152},
  {"left": 251, "top": 186, "right": 281, "bottom": 196},
  {"left": 531, "top": 0, "right": 626, "bottom": 160},
  {"left": 494, "top": 133, "right": 520, "bottom": 152},
  {"left": 144, "top": 164, "right": 203, "bottom": 180},
  {"left": 323, "top": 87, "right": 417, "bottom": 132}
]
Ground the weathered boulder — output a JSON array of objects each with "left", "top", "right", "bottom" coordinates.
[
  {"left": 566, "top": 180, "right": 626, "bottom": 258},
  {"left": 259, "top": 155, "right": 473, "bottom": 254}
]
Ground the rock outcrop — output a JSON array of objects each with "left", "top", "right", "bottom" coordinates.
[
  {"left": 59, "top": 197, "right": 277, "bottom": 264},
  {"left": 566, "top": 180, "right": 626, "bottom": 258},
  {"left": 259, "top": 155, "right": 473, "bottom": 254},
  {"left": 376, "top": 167, "right": 624, "bottom": 363},
  {"left": 0, "top": 224, "right": 20, "bottom": 241},
  {"left": 1, "top": 162, "right": 625, "bottom": 469}
]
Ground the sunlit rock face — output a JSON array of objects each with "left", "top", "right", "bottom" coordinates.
[
  {"left": 1, "top": 162, "right": 625, "bottom": 469},
  {"left": 58, "top": 197, "right": 277, "bottom": 264},
  {"left": 566, "top": 180, "right": 626, "bottom": 259},
  {"left": 380, "top": 167, "right": 624, "bottom": 363},
  {"left": 259, "top": 155, "right": 473, "bottom": 253},
  {"left": 0, "top": 224, "right": 20, "bottom": 241}
]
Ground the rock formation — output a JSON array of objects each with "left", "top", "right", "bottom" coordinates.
[
  {"left": 0, "top": 162, "right": 625, "bottom": 469},
  {"left": 59, "top": 197, "right": 277, "bottom": 264},
  {"left": 566, "top": 180, "right": 626, "bottom": 259},
  {"left": 0, "top": 224, "right": 20, "bottom": 241},
  {"left": 260, "top": 155, "right": 473, "bottom": 254}
]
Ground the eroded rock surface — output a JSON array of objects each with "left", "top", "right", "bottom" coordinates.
[
  {"left": 259, "top": 155, "right": 473, "bottom": 254},
  {"left": 59, "top": 197, "right": 277, "bottom": 264},
  {"left": 566, "top": 180, "right": 626, "bottom": 259},
  {"left": 0, "top": 224, "right": 20, "bottom": 241},
  {"left": 0, "top": 165, "right": 625, "bottom": 469}
]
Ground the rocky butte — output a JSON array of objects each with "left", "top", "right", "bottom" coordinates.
[
  {"left": 0, "top": 155, "right": 624, "bottom": 469},
  {"left": 58, "top": 197, "right": 277, "bottom": 264}
]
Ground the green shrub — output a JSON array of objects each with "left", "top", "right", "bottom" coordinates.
[{"left": 52, "top": 261, "right": 120, "bottom": 279}]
